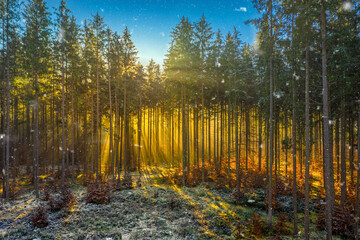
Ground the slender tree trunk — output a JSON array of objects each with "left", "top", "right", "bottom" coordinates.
[
  {"left": 96, "top": 31, "right": 100, "bottom": 179},
  {"left": 228, "top": 100, "right": 231, "bottom": 182},
  {"left": 61, "top": 64, "right": 66, "bottom": 187},
  {"left": 123, "top": 78, "right": 127, "bottom": 173},
  {"left": 208, "top": 108, "right": 211, "bottom": 165},
  {"left": 34, "top": 71, "right": 39, "bottom": 198},
  {"left": 349, "top": 117, "right": 354, "bottom": 184},
  {"left": 83, "top": 111, "right": 87, "bottom": 175},
  {"left": 71, "top": 90, "right": 75, "bottom": 180},
  {"left": 291, "top": 2, "right": 298, "bottom": 233},
  {"left": 182, "top": 84, "right": 187, "bottom": 185},
  {"left": 335, "top": 118, "right": 340, "bottom": 181},
  {"left": 220, "top": 102, "right": 223, "bottom": 173},
  {"left": 202, "top": 85, "right": 205, "bottom": 183},
  {"left": 355, "top": 102, "right": 360, "bottom": 240},
  {"left": 258, "top": 111, "right": 262, "bottom": 171},
  {"left": 91, "top": 90, "right": 94, "bottom": 175},
  {"left": 108, "top": 58, "right": 113, "bottom": 179},
  {"left": 304, "top": 45, "right": 310, "bottom": 240},
  {"left": 245, "top": 107, "right": 249, "bottom": 170},
  {"left": 285, "top": 111, "right": 288, "bottom": 177},
  {"left": 268, "top": 0, "right": 274, "bottom": 227},
  {"left": 138, "top": 96, "right": 142, "bottom": 175},
  {"left": 52, "top": 78, "right": 55, "bottom": 172},
  {"left": 235, "top": 100, "right": 240, "bottom": 192},
  {"left": 5, "top": 11, "right": 10, "bottom": 200},
  {"left": 114, "top": 91, "right": 119, "bottom": 177},
  {"left": 321, "top": 1, "right": 333, "bottom": 238},
  {"left": 341, "top": 99, "right": 347, "bottom": 206}
]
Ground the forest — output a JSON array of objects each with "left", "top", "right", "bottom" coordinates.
[{"left": 0, "top": 0, "right": 360, "bottom": 239}]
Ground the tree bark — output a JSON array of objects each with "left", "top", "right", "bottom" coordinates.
[
  {"left": 321, "top": 1, "right": 333, "bottom": 238},
  {"left": 304, "top": 45, "right": 310, "bottom": 240}
]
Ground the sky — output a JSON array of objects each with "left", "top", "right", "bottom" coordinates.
[{"left": 46, "top": 0, "right": 259, "bottom": 66}]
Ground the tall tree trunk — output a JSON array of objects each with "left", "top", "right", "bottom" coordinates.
[
  {"left": 202, "top": 85, "right": 205, "bottom": 183},
  {"left": 91, "top": 90, "right": 94, "bottom": 175},
  {"left": 321, "top": 1, "right": 333, "bottom": 238},
  {"left": 138, "top": 96, "right": 142, "bottom": 175},
  {"left": 34, "top": 71, "right": 39, "bottom": 198},
  {"left": 71, "top": 89, "right": 75, "bottom": 180},
  {"left": 108, "top": 60, "right": 113, "bottom": 179},
  {"left": 258, "top": 111, "right": 262, "bottom": 171},
  {"left": 335, "top": 118, "right": 340, "bottom": 181},
  {"left": 349, "top": 117, "right": 354, "bottom": 184},
  {"left": 228, "top": 100, "right": 231, "bottom": 181},
  {"left": 355, "top": 102, "right": 360, "bottom": 240},
  {"left": 245, "top": 107, "right": 249, "bottom": 170},
  {"left": 5, "top": 10, "right": 10, "bottom": 200},
  {"left": 235, "top": 100, "right": 240, "bottom": 192},
  {"left": 208, "top": 108, "right": 211, "bottom": 165},
  {"left": 83, "top": 111, "right": 87, "bottom": 175},
  {"left": 220, "top": 102, "right": 223, "bottom": 173},
  {"left": 52, "top": 79, "right": 55, "bottom": 172},
  {"left": 61, "top": 64, "right": 66, "bottom": 187},
  {"left": 304, "top": 45, "right": 310, "bottom": 240},
  {"left": 268, "top": 0, "right": 274, "bottom": 227},
  {"left": 182, "top": 84, "right": 187, "bottom": 185},
  {"left": 96, "top": 32, "right": 100, "bottom": 179},
  {"left": 341, "top": 99, "right": 347, "bottom": 206},
  {"left": 291, "top": 2, "right": 298, "bottom": 233},
  {"left": 123, "top": 78, "right": 127, "bottom": 173}
]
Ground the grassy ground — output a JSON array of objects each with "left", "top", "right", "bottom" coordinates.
[{"left": 0, "top": 168, "right": 346, "bottom": 240}]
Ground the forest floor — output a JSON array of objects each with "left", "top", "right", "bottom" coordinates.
[{"left": 0, "top": 167, "right": 345, "bottom": 240}]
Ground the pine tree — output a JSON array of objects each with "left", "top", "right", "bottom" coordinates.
[
  {"left": 193, "top": 14, "right": 213, "bottom": 183},
  {"left": 122, "top": 26, "right": 138, "bottom": 173},
  {"left": 22, "top": 0, "right": 51, "bottom": 198},
  {"left": 321, "top": 0, "right": 333, "bottom": 238},
  {"left": 164, "top": 16, "right": 195, "bottom": 185},
  {"left": 3, "top": 0, "right": 20, "bottom": 201},
  {"left": 91, "top": 12, "right": 105, "bottom": 179}
]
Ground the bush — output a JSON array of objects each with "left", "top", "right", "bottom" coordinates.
[
  {"left": 274, "top": 213, "right": 290, "bottom": 236},
  {"left": 316, "top": 203, "right": 356, "bottom": 239},
  {"left": 48, "top": 196, "right": 63, "bottom": 212},
  {"left": 231, "top": 189, "right": 245, "bottom": 205},
  {"left": 31, "top": 205, "right": 48, "bottom": 228},
  {"left": 248, "top": 212, "right": 264, "bottom": 238},
  {"left": 47, "top": 184, "right": 75, "bottom": 211},
  {"left": 42, "top": 183, "right": 51, "bottom": 201},
  {"left": 233, "top": 221, "right": 247, "bottom": 239},
  {"left": 169, "top": 196, "right": 181, "bottom": 210},
  {"left": 85, "top": 181, "right": 113, "bottom": 204},
  {"left": 60, "top": 185, "right": 75, "bottom": 208},
  {"left": 122, "top": 174, "right": 133, "bottom": 189}
]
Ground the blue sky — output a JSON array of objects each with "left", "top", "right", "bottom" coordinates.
[{"left": 46, "top": 0, "right": 258, "bottom": 66}]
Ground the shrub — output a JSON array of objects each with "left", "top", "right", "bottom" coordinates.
[
  {"left": 248, "top": 212, "right": 264, "bottom": 238},
  {"left": 233, "top": 221, "right": 246, "bottom": 239},
  {"left": 122, "top": 174, "right": 133, "bottom": 189},
  {"left": 316, "top": 203, "right": 356, "bottom": 239},
  {"left": 169, "top": 196, "right": 181, "bottom": 210},
  {"left": 85, "top": 181, "right": 113, "bottom": 204},
  {"left": 274, "top": 213, "right": 289, "bottom": 236},
  {"left": 42, "top": 183, "right": 51, "bottom": 201},
  {"left": 231, "top": 189, "right": 245, "bottom": 205},
  {"left": 60, "top": 185, "right": 75, "bottom": 208},
  {"left": 136, "top": 177, "right": 142, "bottom": 187},
  {"left": 47, "top": 184, "right": 75, "bottom": 211},
  {"left": 31, "top": 205, "right": 48, "bottom": 228},
  {"left": 48, "top": 196, "right": 63, "bottom": 212}
]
